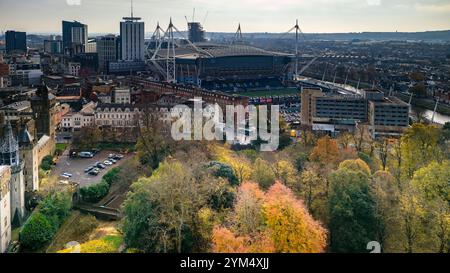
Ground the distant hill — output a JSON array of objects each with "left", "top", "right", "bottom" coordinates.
[{"left": 206, "top": 30, "right": 450, "bottom": 42}]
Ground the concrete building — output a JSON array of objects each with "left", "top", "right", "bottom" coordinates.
[
  {"left": 61, "top": 102, "right": 96, "bottom": 131},
  {"left": 0, "top": 166, "right": 11, "bottom": 253},
  {"left": 97, "top": 35, "right": 119, "bottom": 73},
  {"left": 66, "top": 62, "right": 81, "bottom": 77},
  {"left": 5, "top": 31, "right": 27, "bottom": 54},
  {"left": 112, "top": 87, "right": 131, "bottom": 104},
  {"left": 300, "top": 88, "right": 410, "bottom": 137},
  {"left": 300, "top": 87, "right": 325, "bottom": 126},
  {"left": 44, "top": 40, "right": 63, "bottom": 55},
  {"left": 62, "top": 21, "right": 88, "bottom": 56},
  {"left": 86, "top": 39, "right": 97, "bottom": 53},
  {"left": 120, "top": 15, "right": 144, "bottom": 61},
  {"left": 188, "top": 22, "right": 206, "bottom": 43}
]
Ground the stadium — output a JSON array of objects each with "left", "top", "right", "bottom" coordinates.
[{"left": 147, "top": 22, "right": 296, "bottom": 94}]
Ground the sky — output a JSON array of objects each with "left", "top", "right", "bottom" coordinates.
[{"left": 0, "top": 0, "right": 450, "bottom": 34}]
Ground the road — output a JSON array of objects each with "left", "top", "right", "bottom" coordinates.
[{"left": 52, "top": 150, "right": 133, "bottom": 187}]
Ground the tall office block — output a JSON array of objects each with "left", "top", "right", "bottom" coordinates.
[
  {"left": 120, "top": 15, "right": 144, "bottom": 61},
  {"left": 5, "top": 31, "right": 27, "bottom": 54},
  {"left": 62, "top": 21, "right": 88, "bottom": 56},
  {"left": 97, "top": 35, "right": 119, "bottom": 72}
]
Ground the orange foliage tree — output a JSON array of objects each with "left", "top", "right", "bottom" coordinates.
[
  {"left": 212, "top": 182, "right": 328, "bottom": 253},
  {"left": 310, "top": 135, "right": 340, "bottom": 165},
  {"left": 263, "top": 182, "right": 328, "bottom": 253}
]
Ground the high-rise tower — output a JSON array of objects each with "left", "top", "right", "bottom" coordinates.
[{"left": 120, "top": 1, "right": 145, "bottom": 61}]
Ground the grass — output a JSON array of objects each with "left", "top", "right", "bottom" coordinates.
[
  {"left": 236, "top": 88, "right": 300, "bottom": 98},
  {"left": 56, "top": 143, "right": 68, "bottom": 151},
  {"left": 45, "top": 211, "right": 100, "bottom": 253}
]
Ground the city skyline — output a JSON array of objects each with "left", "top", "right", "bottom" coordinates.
[{"left": 1, "top": 0, "right": 450, "bottom": 34}]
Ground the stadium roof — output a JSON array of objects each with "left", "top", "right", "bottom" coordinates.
[{"left": 153, "top": 42, "right": 292, "bottom": 59}]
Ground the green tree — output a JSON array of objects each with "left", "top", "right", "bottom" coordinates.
[
  {"left": 401, "top": 123, "right": 443, "bottom": 178},
  {"left": 328, "top": 161, "right": 378, "bottom": 252},
  {"left": 20, "top": 212, "right": 55, "bottom": 251},
  {"left": 122, "top": 160, "right": 219, "bottom": 253},
  {"left": 412, "top": 161, "right": 450, "bottom": 253},
  {"left": 251, "top": 158, "right": 276, "bottom": 189}
]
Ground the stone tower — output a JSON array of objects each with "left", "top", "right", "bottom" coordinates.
[
  {"left": 0, "top": 122, "right": 25, "bottom": 226},
  {"left": 18, "top": 124, "right": 39, "bottom": 192},
  {"left": 31, "top": 85, "right": 56, "bottom": 141}
]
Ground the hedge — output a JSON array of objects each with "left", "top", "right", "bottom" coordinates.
[
  {"left": 80, "top": 168, "right": 121, "bottom": 203},
  {"left": 19, "top": 192, "right": 72, "bottom": 251}
]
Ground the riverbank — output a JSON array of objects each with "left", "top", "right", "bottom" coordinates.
[{"left": 395, "top": 92, "right": 450, "bottom": 116}]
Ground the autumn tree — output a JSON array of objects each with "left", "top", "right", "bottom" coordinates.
[
  {"left": 251, "top": 158, "right": 276, "bottom": 189},
  {"left": 271, "top": 160, "right": 297, "bottom": 187},
  {"left": 310, "top": 135, "right": 340, "bottom": 165},
  {"left": 371, "top": 171, "right": 402, "bottom": 252},
  {"left": 401, "top": 123, "right": 443, "bottom": 179},
  {"left": 213, "top": 182, "right": 328, "bottom": 253},
  {"left": 412, "top": 161, "right": 450, "bottom": 253},
  {"left": 122, "top": 160, "right": 222, "bottom": 253},
  {"left": 299, "top": 168, "right": 328, "bottom": 222},
  {"left": 263, "top": 182, "right": 327, "bottom": 253}
]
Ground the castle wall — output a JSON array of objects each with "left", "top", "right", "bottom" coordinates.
[{"left": 0, "top": 166, "right": 12, "bottom": 253}]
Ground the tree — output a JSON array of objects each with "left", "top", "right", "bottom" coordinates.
[
  {"left": 310, "top": 135, "right": 340, "bottom": 165},
  {"left": 136, "top": 108, "right": 172, "bottom": 170},
  {"left": 232, "top": 182, "right": 266, "bottom": 235},
  {"left": 328, "top": 163, "right": 378, "bottom": 252},
  {"left": 376, "top": 138, "right": 390, "bottom": 171},
  {"left": 412, "top": 161, "right": 450, "bottom": 253},
  {"left": 271, "top": 160, "right": 297, "bottom": 187},
  {"left": 299, "top": 168, "right": 327, "bottom": 219},
  {"left": 263, "top": 182, "right": 327, "bottom": 253},
  {"left": 122, "top": 160, "right": 224, "bottom": 253},
  {"left": 213, "top": 182, "right": 328, "bottom": 253},
  {"left": 409, "top": 83, "right": 427, "bottom": 98},
  {"left": 72, "top": 125, "right": 101, "bottom": 150},
  {"left": 371, "top": 171, "right": 402, "bottom": 252},
  {"left": 205, "top": 161, "right": 239, "bottom": 186},
  {"left": 251, "top": 158, "right": 276, "bottom": 189},
  {"left": 19, "top": 212, "right": 55, "bottom": 251},
  {"left": 339, "top": 159, "right": 372, "bottom": 176},
  {"left": 401, "top": 123, "right": 443, "bottom": 179}
]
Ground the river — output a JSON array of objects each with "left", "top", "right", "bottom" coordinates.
[{"left": 411, "top": 107, "right": 450, "bottom": 125}]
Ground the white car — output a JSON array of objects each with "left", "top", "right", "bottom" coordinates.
[{"left": 103, "top": 160, "right": 113, "bottom": 166}]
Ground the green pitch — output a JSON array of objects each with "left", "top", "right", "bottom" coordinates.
[{"left": 236, "top": 88, "right": 300, "bottom": 98}]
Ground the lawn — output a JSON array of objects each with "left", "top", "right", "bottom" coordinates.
[
  {"left": 236, "top": 88, "right": 300, "bottom": 98},
  {"left": 56, "top": 143, "right": 69, "bottom": 151}
]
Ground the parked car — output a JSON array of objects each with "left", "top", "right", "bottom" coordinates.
[
  {"left": 96, "top": 163, "right": 106, "bottom": 169},
  {"left": 103, "top": 160, "right": 113, "bottom": 166},
  {"left": 79, "top": 152, "right": 94, "bottom": 158},
  {"left": 109, "top": 159, "right": 117, "bottom": 164},
  {"left": 113, "top": 154, "right": 124, "bottom": 160},
  {"left": 62, "top": 172, "right": 72, "bottom": 177},
  {"left": 60, "top": 174, "right": 70, "bottom": 179},
  {"left": 88, "top": 170, "right": 99, "bottom": 176},
  {"left": 84, "top": 166, "right": 94, "bottom": 173}
]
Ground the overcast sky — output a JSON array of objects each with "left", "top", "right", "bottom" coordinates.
[{"left": 1, "top": 0, "right": 450, "bottom": 34}]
